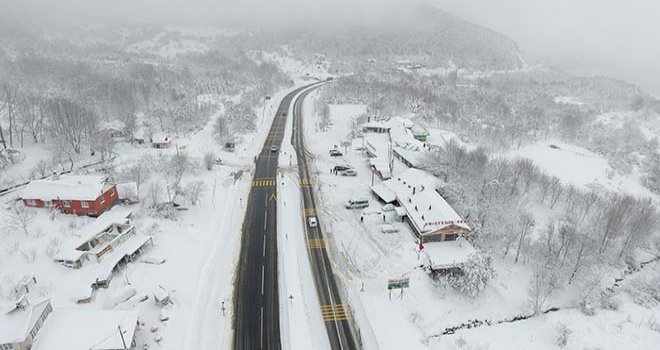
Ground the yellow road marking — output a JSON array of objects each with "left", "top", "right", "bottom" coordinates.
[
  {"left": 300, "top": 178, "right": 313, "bottom": 186},
  {"left": 306, "top": 238, "right": 326, "bottom": 249},
  {"left": 320, "top": 304, "right": 349, "bottom": 321},
  {"left": 252, "top": 178, "right": 275, "bottom": 187}
]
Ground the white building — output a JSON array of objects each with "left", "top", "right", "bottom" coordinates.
[
  {"left": 0, "top": 298, "right": 52, "bottom": 350},
  {"left": 371, "top": 168, "right": 471, "bottom": 242},
  {"left": 53, "top": 208, "right": 134, "bottom": 268}
]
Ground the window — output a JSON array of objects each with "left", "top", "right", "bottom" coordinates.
[
  {"left": 81, "top": 201, "right": 89, "bottom": 209},
  {"left": 444, "top": 233, "right": 458, "bottom": 241},
  {"left": 26, "top": 199, "right": 36, "bottom": 206},
  {"left": 109, "top": 189, "right": 115, "bottom": 197},
  {"left": 99, "top": 196, "right": 106, "bottom": 205},
  {"left": 44, "top": 200, "right": 52, "bottom": 207},
  {"left": 61, "top": 200, "right": 71, "bottom": 208}
]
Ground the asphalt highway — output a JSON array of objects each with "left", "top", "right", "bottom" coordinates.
[
  {"left": 291, "top": 86, "right": 360, "bottom": 350},
  {"left": 233, "top": 83, "right": 319, "bottom": 350}
]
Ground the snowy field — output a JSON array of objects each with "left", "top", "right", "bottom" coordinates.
[{"left": 508, "top": 141, "right": 654, "bottom": 198}]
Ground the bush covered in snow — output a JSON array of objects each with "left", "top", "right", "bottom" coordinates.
[
  {"left": 447, "top": 253, "right": 495, "bottom": 297},
  {"left": 554, "top": 322, "right": 572, "bottom": 348},
  {"left": 624, "top": 271, "right": 660, "bottom": 308}
]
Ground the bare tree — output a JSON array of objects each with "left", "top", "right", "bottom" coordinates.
[
  {"left": 1, "top": 82, "right": 19, "bottom": 147},
  {"left": 597, "top": 194, "right": 634, "bottom": 254},
  {"left": 186, "top": 180, "right": 205, "bottom": 206},
  {"left": 515, "top": 211, "right": 536, "bottom": 263},
  {"left": 47, "top": 97, "right": 97, "bottom": 154},
  {"left": 549, "top": 177, "right": 564, "bottom": 208},
  {"left": 528, "top": 263, "right": 560, "bottom": 315},
  {"left": 5, "top": 204, "right": 36, "bottom": 236},
  {"left": 124, "top": 160, "right": 151, "bottom": 192},
  {"left": 617, "top": 199, "right": 657, "bottom": 261}
]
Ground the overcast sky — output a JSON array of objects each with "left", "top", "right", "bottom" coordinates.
[{"left": 3, "top": 0, "right": 659, "bottom": 96}]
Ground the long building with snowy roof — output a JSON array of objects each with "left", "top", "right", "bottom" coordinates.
[{"left": 371, "top": 168, "right": 470, "bottom": 242}]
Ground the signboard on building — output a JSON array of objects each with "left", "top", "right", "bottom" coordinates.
[{"left": 387, "top": 277, "right": 410, "bottom": 290}]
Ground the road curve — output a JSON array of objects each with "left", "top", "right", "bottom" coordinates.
[{"left": 291, "top": 86, "right": 361, "bottom": 350}]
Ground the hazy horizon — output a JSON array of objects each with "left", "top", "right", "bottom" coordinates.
[{"left": 2, "top": 0, "right": 658, "bottom": 96}]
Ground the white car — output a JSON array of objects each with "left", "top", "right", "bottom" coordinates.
[
  {"left": 340, "top": 169, "right": 357, "bottom": 176},
  {"left": 380, "top": 224, "right": 399, "bottom": 233},
  {"left": 308, "top": 216, "right": 318, "bottom": 228}
]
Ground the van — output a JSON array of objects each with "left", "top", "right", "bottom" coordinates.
[
  {"left": 345, "top": 199, "right": 369, "bottom": 209},
  {"left": 308, "top": 217, "right": 318, "bottom": 228}
]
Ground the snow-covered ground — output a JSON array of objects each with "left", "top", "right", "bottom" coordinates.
[
  {"left": 296, "top": 93, "right": 660, "bottom": 349},
  {"left": 0, "top": 85, "right": 299, "bottom": 349},
  {"left": 508, "top": 141, "right": 654, "bottom": 198}
]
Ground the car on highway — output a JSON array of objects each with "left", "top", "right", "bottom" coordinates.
[
  {"left": 307, "top": 216, "right": 318, "bottom": 228},
  {"left": 329, "top": 149, "right": 343, "bottom": 157},
  {"left": 282, "top": 112, "right": 287, "bottom": 116},
  {"left": 270, "top": 145, "right": 278, "bottom": 152},
  {"left": 339, "top": 169, "right": 357, "bottom": 176}
]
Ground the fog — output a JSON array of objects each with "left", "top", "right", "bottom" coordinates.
[
  {"left": 2, "top": 0, "right": 658, "bottom": 96},
  {"left": 434, "top": 0, "right": 660, "bottom": 97}
]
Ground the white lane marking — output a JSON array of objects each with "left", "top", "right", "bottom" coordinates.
[
  {"left": 264, "top": 210, "right": 267, "bottom": 230},
  {"left": 260, "top": 306, "right": 264, "bottom": 349},
  {"left": 263, "top": 236, "right": 267, "bottom": 257},
  {"left": 261, "top": 265, "right": 265, "bottom": 295}
]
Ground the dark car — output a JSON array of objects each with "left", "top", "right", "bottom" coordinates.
[
  {"left": 329, "top": 149, "right": 343, "bottom": 157},
  {"left": 333, "top": 165, "right": 352, "bottom": 173}
]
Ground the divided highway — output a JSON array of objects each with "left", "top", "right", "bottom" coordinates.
[
  {"left": 291, "top": 87, "right": 360, "bottom": 349},
  {"left": 233, "top": 81, "right": 359, "bottom": 350},
  {"left": 233, "top": 83, "right": 320, "bottom": 350}
]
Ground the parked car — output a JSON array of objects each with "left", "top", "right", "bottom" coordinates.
[
  {"left": 380, "top": 224, "right": 399, "bottom": 233},
  {"left": 329, "top": 149, "right": 343, "bottom": 157},
  {"left": 333, "top": 165, "right": 352, "bottom": 173},
  {"left": 308, "top": 216, "right": 318, "bottom": 228},
  {"left": 345, "top": 198, "right": 369, "bottom": 209},
  {"left": 339, "top": 169, "right": 357, "bottom": 176},
  {"left": 270, "top": 145, "right": 278, "bottom": 152}
]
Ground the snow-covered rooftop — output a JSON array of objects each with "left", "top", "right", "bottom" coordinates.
[
  {"left": 393, "top": 146, "right": 424, "bottom": 168},
  {"left": 0, "top": 299, "right": 50, "bottom": 344},
  {"left": 423, "top": 240, "right": 476, "bottom": 269},
  {"left": 369, "top": 158, "right": 392, "bottom": 179},
  {"left": 32, "top": 309, "right": 138, "bottom": 350},
  {"left": 411, "top": 124, "right": 429, "bottom": 136},
  {"left": 21, "top": 175, "right": 112, "bottom": 201},
  {"left": 54, "top": 207, "right": 133, "bottom": 262},
  {"left": 372, "top": 168, "right": 469, "bottom": 234}
]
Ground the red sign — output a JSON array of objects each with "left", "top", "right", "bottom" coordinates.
[{"left": 423, "top": 220, "right": 469, "bottom": 227}]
